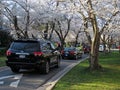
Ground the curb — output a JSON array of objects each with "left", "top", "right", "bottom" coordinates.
[{"left": 37, "top": 57, "right": 88, "bottom": 90}]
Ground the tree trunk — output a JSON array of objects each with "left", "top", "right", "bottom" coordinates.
[
  {"left": 48, "top": 22, "right": 55, "bottom": 40},
  {"left": 119, "top": 41, "right": 120, "bottom": 53},
  {"left": 61, "top": 38, "right": 65, "bottom": 50},
  {"left": 103, "top": 34, "right": 107, "bottom": 53},
  {"left": 54, "top": 19, "right": 71, "bottom": 50},
  {"left": 88, "top": 0, "right": 102, "bottom": 70},
  {"left": 44, "top": 23, "right": 49, "bottom": 39},
  {"left": 89, "top": 33, "right": 102, "bottom": 70},
  {"left": 24, "top": 11, "right": 29, "bottom": 39},
  {"left": 75, "top": 31, "right": 80, "bottom": 47},
  {"left": 14, "top": 16, "right": 22, "bottom": 39}
]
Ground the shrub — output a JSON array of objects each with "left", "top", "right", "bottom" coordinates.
[
  {"left": 0, "top": 30, "right": 13, "bottom": 47},
  {"left": 0, "top": 48, "right": 6, "bottom": 56}
]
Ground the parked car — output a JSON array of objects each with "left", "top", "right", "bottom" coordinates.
[
  {"left": 99, "top": 45, "right": 104, "bottom": 52},
  {"left": 61, "top": 47, "right": 82, "bottom": 60},
  {"left": 99, "top": 44, "right": 108, "bottom": 52},
  {"left": 6, "top": 39, "right": 61, "bottom": 74},
  {"left": 83, "top": 45, "right": 91, "bottom": 54},
  {"left": 118, "top": 45, "right": 120, "bottom": 50}
]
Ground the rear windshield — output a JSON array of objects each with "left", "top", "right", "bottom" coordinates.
[
  {"left": 10, "top": 41, "right": 40, "bottom": 52},
  {"left": 64, "top": 47, "right": 76, "bottom": 51}
]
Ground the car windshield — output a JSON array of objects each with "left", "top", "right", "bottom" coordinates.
[
  {"left": 64, "top": 47, "right": 76, "bottom": 51},
  {"left": 10, "top": 41, "right": 40, "bottom": 52}
]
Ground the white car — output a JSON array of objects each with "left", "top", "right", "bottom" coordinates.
[
  {"left": 99, "top": 45, "right": 104, "bottom": 52},
  {"left": 99, "top": 45, "right": 108, "bottom": 52}
]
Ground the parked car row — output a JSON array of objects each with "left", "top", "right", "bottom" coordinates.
[{"left": 5, "top": 39, "right": 92, "bottom": 74}]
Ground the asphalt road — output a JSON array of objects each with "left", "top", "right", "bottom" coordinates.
[{"left": 0, "top": 54, "right": 88, "bottom": 90}]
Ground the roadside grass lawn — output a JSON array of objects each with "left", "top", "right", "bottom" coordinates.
[
  {"left": 53, "top": 51, "right": 120, "bottom": 90},
  {"left": 0, "top": 56, "right": 6, "bottom": 67}
]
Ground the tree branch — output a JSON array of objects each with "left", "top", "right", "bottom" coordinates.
[{"left": 100, "top": 11, "right": 120, "bottom": 34}]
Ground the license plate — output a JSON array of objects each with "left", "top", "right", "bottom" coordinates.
[
  {"left": 65, "top": 54, "right": 68, "bottom": 56},
  {"left": 19, "top": 55, "right": 25, "bottom": 58}
]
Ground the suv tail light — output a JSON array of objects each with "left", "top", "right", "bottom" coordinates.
[
  {"left": 34, "top": 52, "right": 43, "bottom": 56},
  {"left": 6, "top": 50, "right": 12, "bottom": 56},
  {"left": 70, "top": 51, "right": 75, "bottom": 55},
  {"left": 61, "top": 50, "right": 64, "bottom": 54}
]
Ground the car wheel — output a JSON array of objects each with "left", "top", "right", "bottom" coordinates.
[
  {"left": 42, "top": 61, "right": 50, "bottom": 74},
  {"left": 11, "top": 67, "right": 20, "bottom": 73},
  {"left": 80, "top": 55, "right": 82, "bottom": 58},
  {"left": 74, "top": 55, "right": 78, "bottom": 60},
  {"left": 55, "top": 56, "right": 61, "bottom": 68},
  {"left": 79, "top": 53, "right": 82, "bottom": 58}
]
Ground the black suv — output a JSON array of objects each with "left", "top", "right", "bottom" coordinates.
[{"left": 6, "top": 39, "right": 61, "bottom": 74}]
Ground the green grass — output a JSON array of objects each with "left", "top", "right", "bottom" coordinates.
[
  {"left": 53, "top": 52, "right": 120, "bottom": 90},
  {"left": 0, "top": 56, "right": 6, "bottom": 67}
]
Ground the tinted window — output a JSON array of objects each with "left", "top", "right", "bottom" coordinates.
[
  {"left": 10, "top": 41, "right": 40, "bottom": 52},
  {"left": 41, "top": 43, "right": 51, "bottom": 50},
  {"left": 50, "top": 43, "right": 55, "bottom": 49},
  {"left": 64, "top": 47, "right": 76, "bottom": 51}
]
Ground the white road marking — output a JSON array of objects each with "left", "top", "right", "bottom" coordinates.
[
  {"left": 13, "top": 74, "right": 23, "bottom": 79},
  {"left": 0, "top": 81, "right": 4, "bottom": 84},
  {"left": 10, "top": 74, "right": 23, "bottom": 88},
  {"left": 0, "top": 74, "right": 23, "bottom": 88},
  {"left": 10, "top": 80, "right": 20, "bottom": 88},
  {"left": 0, "top": 75, "right": 14, "bottom": 80}
]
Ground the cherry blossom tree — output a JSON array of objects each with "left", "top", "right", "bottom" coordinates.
[
  {"left": 1, "top": 0, "right": 37, "bottom": 38},
  {"left": 56, "top": 0, "right": 120, "bottom": 70},
  {"left": 1, "top": 0, "right": 119, "bottom": 71}
]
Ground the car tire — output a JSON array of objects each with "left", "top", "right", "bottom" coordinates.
[
  {"left": 80, "top": 55, "right": 82, "bottom": 58},
  {"left": 42, "top": 61, "right": 50, "bottom": 74},
  {"left": 11, "top": 67, "right": 20, "bottom": 73},
  {"left": 74, "top": 55, "right": 78, "bottom": 60},
  {"left": 79, "top": 53, "right": 82, "bottom": 58},
  {"left": 55, "top": 56, "right": 61, "bottom": 68}
]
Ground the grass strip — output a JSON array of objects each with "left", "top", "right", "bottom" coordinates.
[
  {"left": 0, "top": 56, "right": 6, "bottom": 67},
  {"left": 53, "top": 52, "right": 120, "bottom": 90}
]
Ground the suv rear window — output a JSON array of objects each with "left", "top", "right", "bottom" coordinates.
[
  {"left": 64, "top": 47, "right": 76, "bottom": 51},
  {"left": 10, "top": 41, "right": 40, "bottom": 52}
]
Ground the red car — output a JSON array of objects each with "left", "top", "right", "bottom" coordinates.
[
  {"left": 83, "top": 46, "right": 91, "bottom": 54},
  {"left": 118, "top": 46, "right": 120, "bottom": 50}
]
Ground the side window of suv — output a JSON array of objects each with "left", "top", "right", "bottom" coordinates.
[
  {"left": 50, "top": 43, "right": 55, "bottom": 50},
  {"left": 41, "top": 43, "right": 51, "bottom": 51}
]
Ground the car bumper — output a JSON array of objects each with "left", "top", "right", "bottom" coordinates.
[
  {"left": 62, "top": 54, "right": 76, "bottom": 58},
  {"left": 6, "top": 60, "right": 44, "bottom": 69}
]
